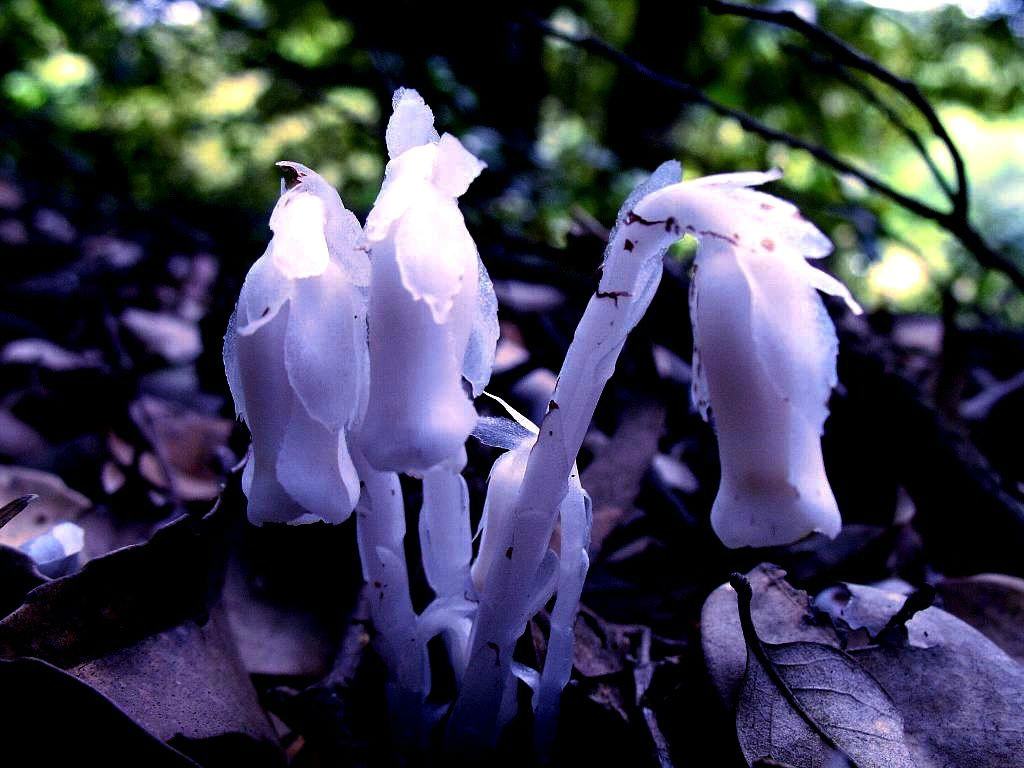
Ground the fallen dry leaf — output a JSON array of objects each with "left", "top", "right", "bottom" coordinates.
[
  {"left": 936, "top": 573, "right": 1024, "bottom": 664},
  {"left": 731, "top": 574, "right": 915, "bottom": 768},
  {"left": 703, "top": 565, "right": 1024, "bottom": 768}
]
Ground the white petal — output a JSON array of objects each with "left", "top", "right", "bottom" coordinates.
[
  {"left": 739, "top": 250, "right": 839, "bottom": 434},
  {"left": 236, "top": 251, "right": 292, "bottom": 335},
  {"left": 284, "top": 260, "right": 368, "bottom": 430},
  {"left": 276, "top": 403, "right": 358, "bottom": 524},
  {"left": 223, "top": 307, "right": 245, "bottom": 421},
  {"left": 692, "top": 241, "right": 840, "bottom": 547},
  {"left": 462, "top": 255, "right": 499, "bottom": 397},
  {"left": 690, "top": 168, "right": 782, "bottom": 188},
  {"left": 470, "top": 445, "right": 531, "bottom": 594},
  {"left": 393, "top": 193, "right": 477, "bottom": 324},
  {"left": 277, "top": 161, "right": 370, "bottom": 286},
  {"left": 419, "top": 466, "right": 472, "bottom": 597},
  {"left": 235, "top": 303, "right": 307, "bottom": 524},
  {"left": 432, "top": 133, "right": 486, "bottom": 198},
  {"left": 358, "top": 236, "right": 477, "bottom": 472},
  {"left": 805, "top": 262, "right": 864, "bottom": 314},
  {"left": 386, "top": 88, "right": 439, "bottom": 159},
  {"left": 472, "top": 416, "right": 535, "bottom": 451},
  {"left": 689, "top": 265, "right": 711, "bottom": 421},
  {"left": 364, "top": 145, "right": 436, "bottom": 242},
  {"left": 269, "top": 192, "right": 331, "bottom": 279}
]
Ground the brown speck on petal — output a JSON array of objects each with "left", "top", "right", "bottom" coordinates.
[{"left": 761, "top": 238, "right": 775, "bottom": 251}]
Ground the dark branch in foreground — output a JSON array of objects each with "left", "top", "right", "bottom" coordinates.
[
  {"left": 524, "top": 10, "right": 1024, "bottom": 295},
  {"left": 705, "top": 0, "right": 969, "bottom": 216}
]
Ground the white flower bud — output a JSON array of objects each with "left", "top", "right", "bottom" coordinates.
[
  {"left": 224, "top": 163, "right": 369, "bottom": 525},
  {"left": 358, "top": 88, "right": 496, "bottom": 473}
]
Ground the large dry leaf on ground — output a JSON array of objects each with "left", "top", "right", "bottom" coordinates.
[
  {"left": 0, "top": 466, "right": 91, "bottom": 550},
  {"left": 0, "top": 657, "right": 199, "bottom": 766},
  {"left": 702, "top": 564, "right": 836, "bottom": 705},
  {"left": 821, "top": 582, "right": 1024, "bottom": 768},
  {"left": 0, "top": 504, "right": 281, "bottom": 765},
  {"left": 936, "top": 573, "right": 1024, "bottom": 664},
  {"left": 703, "top": 565, "right": 1024, "bottom": 768},
  {"left": 731, "top": 575, "right": 914, "bottom": 768}
]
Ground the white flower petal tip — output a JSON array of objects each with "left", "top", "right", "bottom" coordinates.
[
  {"left": 690, "top": 167, "right": 782, "bottom": 188},
  {"left": 274, "top": 161, "right": 369, "bottom": 285},
  {"left": 386, "top": 88, "right": 440, "bottom": 159},
  {"left": 433, "top": 134, "right": 486, "bottom": 198},
  {"left": 711, "top": 482, "right": 841, "bottom": 549}
]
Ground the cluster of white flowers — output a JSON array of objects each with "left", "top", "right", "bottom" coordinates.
[{"left": 224, "top": 89, "right": 860, "bottom": 753}]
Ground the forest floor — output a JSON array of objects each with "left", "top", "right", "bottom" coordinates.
[{"left": 0, "top": 168, "right": 1022, "bottom": 767}]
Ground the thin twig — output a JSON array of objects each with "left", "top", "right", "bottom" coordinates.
[
  {"left": 781, "top": 42, "right": 954, "bottom": 201},
  {"left": 705, "top": 0, "right": 969, "bottom": 216},
  {"left": 525, "top": 13, "right": 1024, "bottom": 295}
]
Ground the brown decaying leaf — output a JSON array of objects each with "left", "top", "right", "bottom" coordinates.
[
  {"left": 936, "top": 573, "right": 1024, "bottom": 664},
  {"left": 130, "top": 395, "right": 233, "bottom": 501},
  {"left": 0, "top": 466, "right": 90, "bottom": 549},
  {"left": 702, "top": 564, "right": 836, "bottom": 706},
  {"left": 731, "top": 574, "right": 915, "bottom": 768},
  {"left": 580, "top": 401, "right": 665, "bottom": 557},
  {"left": 0, "top": 503, "right": 282, "bottom": 762},
  {"left": 0, "top": 657, "right": 200, "bottom": 766},
  {"left": 833, "top": 584, "right": 1024, "bottom": 768},
  {"left": 704, "top": 565, "right": 1024, "bottom": 768}
]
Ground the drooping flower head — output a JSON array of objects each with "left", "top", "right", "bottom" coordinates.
[
  {"left": 224, "top": 162, "right": 369, "bottom": 525},
  {"left": 357, "top": 88, "right": 497, "bottom": 473},
  {"left": 627, "top": 169, "right": 862, "bottom": 547}
]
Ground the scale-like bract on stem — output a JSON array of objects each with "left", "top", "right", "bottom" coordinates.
[
  {"left": 468, "top": 403, "right": 592, "bottom": 745},
  {"left": 358, "top": 88, "right": 497, "bottom": 473},
  {"left": 224, "top": 163, "right": 369, "bottom": 525},
  {"left": 632, "top": 170, "right": 861, "bottom": 547}
]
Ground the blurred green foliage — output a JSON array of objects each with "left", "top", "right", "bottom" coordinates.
[{"left": 1, "top": 0, "right": 1022, "bottom": 320}]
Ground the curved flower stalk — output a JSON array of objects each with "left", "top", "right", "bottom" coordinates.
[
  {"left": 224, "top": 162, "right": 369, "bottom": 525},
  {"left": 357, "top": 88, "right": 496, "bottom": 474},
  {"left": 633, "top": 169, "right": 862, "bottom": 547},
  {"left": 449, "top": 162, "right": 683, "bottom": 748}
]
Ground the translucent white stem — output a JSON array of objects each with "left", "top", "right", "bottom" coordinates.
[
  {"left": 419, "top": 465, "right": 472, "bottom": 599},
  {"left": 448, "top": 163, "right": 682, "bottom": 748},
  {"left": 351, "top": 448, "right": 428, "bottom": 742}
]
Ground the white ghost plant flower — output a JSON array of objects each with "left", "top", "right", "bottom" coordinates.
[
  {"left": 224, "top": 162, "right": 370, "bottom": 525},
  {"left": 357, "top": 88, "right": 496, "bottom": 473},
  {"left": 627, "top": 169, "right": 862, "bottom": 547}
]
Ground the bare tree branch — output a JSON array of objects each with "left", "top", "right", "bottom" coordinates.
[
  {"left": 705, "top": 0, "right": 970, "bottom": 216},
  {"left": 524, "top": 12, "right": 1024, "bottom": 295},
  {"left": 781, "top": 42, "right": 955, "bottom": 202}
]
